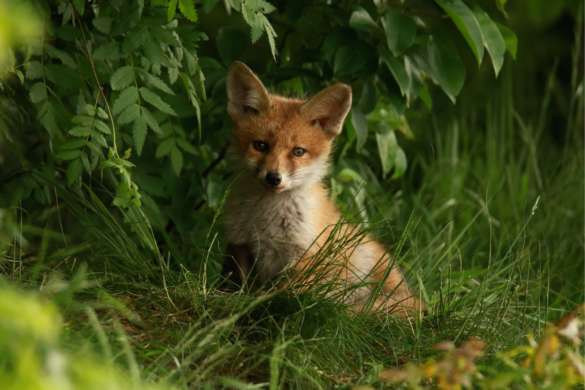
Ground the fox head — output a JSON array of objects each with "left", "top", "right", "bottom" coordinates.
[{"left": 226, "top": 62, "right": 352, "bottom": 193}]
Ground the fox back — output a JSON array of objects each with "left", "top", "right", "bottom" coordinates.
[{"left": 222, "top": 62, "right": 420, "bottom": 314}]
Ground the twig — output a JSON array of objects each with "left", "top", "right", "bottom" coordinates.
[{"left": 72, "top": 4, "right": 119, "bottom": 158}]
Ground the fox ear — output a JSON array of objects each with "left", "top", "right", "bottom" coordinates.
[
  {"left": 227, "top": 62, "right": 270, "bottom": 118},
  {"left": 301, "top": 83, "right": 352, "bottom": 138}
]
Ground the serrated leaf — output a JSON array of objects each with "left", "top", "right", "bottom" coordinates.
[
  {"left": 26, "top": 61, "right": 44, "bottom": 79},
  {"left": 184, "top": 50, "right": 197, "bottom": 76},
  {"left": 118, "top": 104, "right": 141, "bottom": 124},
  {"left": 44, "top": 44, "right": 77, "bottom": 69},
  {"left": 179, "top": 0, "right": 198, "bottom": 23},
  {"left": 150, "top": 26, "right": 180, "bottom": 46},
  {"left": 40, "top": 103, "right": 57, "bottom": 138},
  {"left": 71, "top": 115, "right": 94, "bottom": 126},
  {"left": 251, "top": 24, "right": 264, "bottom": 43},
  {"left": 168, "top": 0, "right": 178, "bottom": 21},
  {"left": 133, "top": 115, "right": 148, "bottom": 156},
  {"left": 60, "top": 138, "right": 87, "bottom": 149},
  {"left": 67, "top": 158, "right": 83, "bottom": 185},
  {"left": 379, "top": 45, "right": 409, "bottom": 97},
  {"left": 140, "top": 106, "right": 162, "bottom": 134},
  {"left": 90, "top": 130, "right": 108, "bottom": 147},
  {"left": 435, "top": 0, "right": 484, "bottom": 65},
  {"left": 169, "top": 67, "right": 178, "bottom": 85},
  {"left": 97, "top": 107, "right": 108, "bottom": 119},
  {"left": 123, "top": 24, "right": 150, "bottom": 53},
  {"left": 81, "top": 152, "right": 91, "bottom": 173},
  {"left": 144, "top": 37, "right": 165, "bottom": 68},
  {"left": 82, "top": 104, "right": 96, "bottom": 116},
  {"left": 45, "top": 64, "right": 85, "bottom": 90},
  {"left": 30, "top": 83, "right": 48, "bottom": 103},
  {"left": 136, "top": 68, "right": 175, "bottom": 94},
  {"left": 428, "top": 35, "right": 466, "bottom": 103},
  {"left": 72, "top": 0, "right": 84, "bottom": 15},
  {"left": 58, "top": 149, "right": 82, "bottom": 160},
  {"left": 69, "top": 126, "right": 92, "bottom": 136},
  {"left": 263, "top": 18, "right": 277, "bottom": 60},
  {"left": 112, "top": 5, "right": 141, "bottom": 35},
  {"left": 383, "top": 9, "right": 417, "bottom": 57},
  {"left": 110, "top": 66, "right": 135, "bottom": 91},
  {"left": 139, "top": 87, "right": 177, "bottom": 116},
  {"left": 113, "top": 86, "right": 139, "bottom": 114},
  {"left": 93, "top": 42, "right": 122, "bottom": 61},
  {"left": 156, "top": 137, "right": 176, "bottom": 157},
  {"left": 94, "top": 120, "right": 112, "bottom": 134},
  {"left": 176, "top": 138, "right": 198, "bottom": 155},
  {"left": 171, "top": 147, "right": 183, "bottom": 176},
  {"left": 93, "top": 17, "right": 113, "bottom": 34}
]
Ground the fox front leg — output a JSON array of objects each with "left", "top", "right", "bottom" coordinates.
[{"left": 221, "top": 243, "right": 254, "bottom": 290}]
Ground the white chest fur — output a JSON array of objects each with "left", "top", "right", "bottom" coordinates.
[{"left": 224, "top": 183, "right": 319, "bottom": 281}]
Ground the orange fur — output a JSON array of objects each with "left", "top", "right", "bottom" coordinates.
[{"left": 222, "top": 62, "right": 421, "bottom": 315}]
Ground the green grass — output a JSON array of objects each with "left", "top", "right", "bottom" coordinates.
[{"left": 1, "top": 58, "right": 584, "bottom": 389}]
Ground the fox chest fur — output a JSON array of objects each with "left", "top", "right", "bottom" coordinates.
[{"left": 224, "top": 183, "right": 318, "bottom": 281}]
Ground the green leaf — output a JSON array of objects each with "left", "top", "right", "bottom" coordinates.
[
  {"left": 72, "top": 0, "right": 84, "bottom": 15},
  {"left": 113, "top": 86, "right": 139, "bottom": 114},
  {"left": 144, "top": 37, "right": 165, "bottom": 68},
  {"left": 60, "top": 138, "right": 87, "bottom": 149},
  {"left": 203, "top": 0, "right": 219, "bottom": 14},
  {"left": 428, "top": 35, "right": 466, "bottom": 103},
  {"left": 94, "top": 120, "right": 112, "bottom": 135},
  {"left": 351, "top": 105, "right": 368, "bottom": 151},
  {"left": 136, "top": 68, "right": 175, "bottom": 95},
  {"left": 495, "top": 22, "right": 517, "bottom": 60},
  {"left": 93, "top": 42, "right": 122, "bottom": 61},
  {"left": 71, "top": 115, "right": 94, "bottom": 126},
  {"left": 392, "top": 147, "right": 407, "bottom": 179},
  {"left": 123, "top": 24, "right": 150, "bottom": 53},
  {"left": 118, "top": 104, "right": 141, "bottom": 124},
  {"left": 360, "top": 79, "right": 378, "bottom": 114},
  {"left": 419, "top": 81, "right": 433, "bottom": 109},
  {"left": 176, "top": 138, "right": 198, "bottom": 155},
  {"left": 69, "top": 126, "right": 92, "bottom": 137},
  {"left": 44, "top": 44, "right": 77, "bottom": 69},
  {"left": 383, "top": 9, "right": 417, "bottom": 57},
  {"left": 40, "top": 102, "right": 57, "bottom": 138},
  {"left": 150, "top": 26, "right": 180, "bottom": 47},
  {"left": 112, "top": 5, "right": 141, "bottom": 35},
  {"left": 30, "top": 83, "right": 48, "bottom": 103},
  {"left": 67, "top": 158, "right": 83, "bottom": 185},
  {"left": 110, "top": 66, "right": 135, "bottom": 91},
  {"left": 93, "top": 17, "right": 112, "bottom": 34},
  {"left": 378, "top": 45, "right": 409, "bottom": 97},
  {"left": 179, "top": 0, "right": 198, "bottom": 23},
  {"left": 139, "top": 87, "right": 177, "bottom": 116},
  {"left": 217, "top": 27, "right": 249, "bottom": 67},
  {"left": 376, "top": 126, "right": 398, "bottom": 178},
  {"left": 45, "top": 64, "right": 85, "bottom": 90},
  {"left": 156, "top": 137, "right": 175, "bottom": 157},
  {"left": 171, "top": 147, "right": 183, "bottom": 176},
  {"left": 334, "top": 41, "right": 370, "bottom": 77},
  {"left": 140, "top": 106, "right": 162, "bottom": 134},
  {"left": 168, "top": 0, "right": 178, "bottom": 21},
  {"left": 263, "top": 17, "right": 277, "bottom": 60},
  {"left": 26, "top": 61, "right": 44, "bottom": 79},
  {"left": 133, "top": 115, "right": 148, "bottom": 156},
  {"left": 471, "top": 2, "right": 506, "bottom": 77},
  {"left": 349, "top": 6, "right": 381, "bottom": 35},
  {"left": 435, "top": 0, "right": 484, "bottom": 65},
  {"left": 81, "top": 152, "right": 91, "bottom": 173},
  {"left": 57, "top": 149, "right": 82, "bottom": 160}
]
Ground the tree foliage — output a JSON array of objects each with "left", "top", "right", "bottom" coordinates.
[{"left": 0, "top": 0, "right": 516, "bottom": 249}]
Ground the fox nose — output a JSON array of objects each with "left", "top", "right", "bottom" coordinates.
[{"left": 265, "top": 172, "right": 282, "bottom": 186}]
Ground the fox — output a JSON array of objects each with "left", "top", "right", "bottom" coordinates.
[{"left": 221, "top": 62, "right": 421, "bottom": 315}]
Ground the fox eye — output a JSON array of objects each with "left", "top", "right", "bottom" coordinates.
[
  {"left": 253, "top": 141, "right": 268, "bottom": 152},
  {"left": 292, "top": 148, "right": 306, "bottom": 157}
]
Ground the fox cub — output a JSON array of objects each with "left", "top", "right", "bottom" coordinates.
[{"left": 222, "top": 62, "right": 420, "bottom": 314}]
